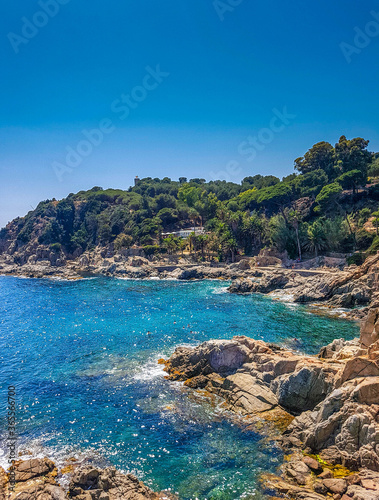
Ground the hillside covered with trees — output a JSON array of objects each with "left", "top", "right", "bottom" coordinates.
[{"left": 2, "top": 135, "right": 379, "bottom": 265}]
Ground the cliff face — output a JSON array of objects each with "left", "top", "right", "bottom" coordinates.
[{"left": 162, "top": 307, "right": 379, "bottom": 499}]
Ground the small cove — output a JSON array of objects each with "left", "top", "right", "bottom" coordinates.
[{"left": 0, "top": 276, "right": 359, "bottom": 499}]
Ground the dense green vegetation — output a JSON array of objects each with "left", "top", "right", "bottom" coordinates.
[{"left": 3, "top": 135, "right": 379, "bottom": 262}]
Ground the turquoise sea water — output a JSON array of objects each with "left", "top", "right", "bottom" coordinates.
[{"left": 0, "top": 276, "right": 359, "bottom": 499}]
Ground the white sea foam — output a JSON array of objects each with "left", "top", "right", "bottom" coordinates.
[
  {"left": 133, "top": 363, "right": 166, "bottom": 381},
  {"left": 132, "top": 355, "right": 167, "bottom": 381},
  {"left": 268, "top": 290, "right": 295, "bottom": 302},
  {"left": 211, "top": 286, "right": 229, "bottom": 294}
]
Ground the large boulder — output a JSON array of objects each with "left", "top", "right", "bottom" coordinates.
[
  {"left": 0, "top": 460, "right": 175, "bottom": 500},
  {"left": 319, "top": 338, "right": 362, "bottom": 360},
  {"left": 361, "top": 308, "right": 379, "bottom": 348},
  {"left": 271, "top": 366, "right": 334, "bottom": 413},
  {"left": 13, "top": 458, "right": 56, "bottom": 482},
  {"left": 163, "top": 336, "right": 342, "bottom": 420},
  {"left": 69, "top": 465, "right": 173, "bottom": 499},
  {"left": 352, "top": 377, "right": 379, "bottom": 405},
  {"left": 206, "top": 340, "right": 250, "bottom": 374},
  {"left": 228, "top": 272, "right": 290, "bottom": 294},
  {"left": 8, "top": 483, "right": 67, "bottom": 500},
  {"left": 165, "top": 339, "right": 250, "bottom": 379},
  {"left": 285, "top": 379, "right": 379, "bottom": 471}
]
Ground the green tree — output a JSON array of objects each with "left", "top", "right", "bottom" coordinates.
[
  {"left": 196, "top": 234, "right": 208, "bottom": 259},
  {"left": 269, "top": 215, "right": 297, "bottom": 257},
  {"left": 368, "top": 157, "right": 379, "bottom": 178},
  {"left": 241, "top": 212, "right": 266, "bottom": 254},
  {"left": 178, "top": 238, "right": 187, "bottom": 256},
  {"left": 323, "top": 218, "right": 349, "bottom": 250},
  {"left": 163, "top": 234, "right": 180, "bottom": 255},
  {"left": 98, "top": 223, "right": 111, "bottom": 245},
  {"left": 257, "top": 183, "right": 294, "bottom": 221},
  {"left": 157, "top": 207, "right": 178, "bottom": 226},
  {"left": 114, "top": 233, "right": 133, "bottom": 250},
  {"left": 294, "top": 141, "right": 335, "bottom": 179},
  {"left": 294, "top": 169, "right": 328, "bottom": 197},
  {"left": 334, "top": 136, "right": 371, "bottom": 182},
  {"left": 335, "top": 169, "right": 366, "bottom": 193},
  {"left": 178, "top": 185, "right": 204, "bottom": 207},
  {"left": 315, "top": 182, "right": 356, "bottom": 249},
  {"left": 315, "top": 183, "right": 343, "bottom": 212}
]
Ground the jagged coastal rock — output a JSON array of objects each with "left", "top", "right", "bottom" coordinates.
[
  {"left": 227, "top": 253, "right": 379, "bottom": 320},
  {"left": 0, "top": 458, "right": 175, "bottom": 500},
  {"left": 3, "top": 235, "right": 379, "bottom": 321},
  {"left": 0, "top": 249, "right": 251, "bottom": 281},
  {"left": 161, "top": 306, "right": 379, "bottom": 499},
  {"left": 161, "top": 337, "right": 342, "bottom": 418}
]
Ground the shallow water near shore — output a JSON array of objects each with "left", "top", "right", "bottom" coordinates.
[{"left": 0, "top": 276, "right": 359, "bottom": 499}]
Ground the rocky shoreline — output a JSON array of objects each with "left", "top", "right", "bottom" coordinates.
[
  {"left": 0, "top": 251, "right": 256, "bottom": 281},
  {"left": 3, "top": 250, "right": 379, "bottom": 320},
  {"left": 0, "top": 250, "right": 372, "bottom": 319},
  {"left": 160, "top": 304, "right": 379, "bottom": 499},
  {"left": 0, "top": 457, "right": 176, "bottom": 499},
  {"left": 227, "top": 253, "right": 379, "bottom": 321}
]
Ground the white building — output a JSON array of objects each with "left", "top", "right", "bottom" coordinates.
[{"left": 162, "top": 227, "right": 205, "bottom": 239}]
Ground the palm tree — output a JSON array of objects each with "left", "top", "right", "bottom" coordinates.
[
  {"left": 242, "top": 212, "right": 265, "bottom": 253},
  {"left": 222, "top": 237, "right": 238, "bottom": 263},
  {"left": 207, "top": 233, "right": 220, "bottom": 260},
  {"left": 163, "top": 235, "right": 179, "bottom": 255},
  {"left": 178, "top": 238, "right": 187, "bottom": 257},
  {"left": 288, "top": 210, "right": 302, "bottom": 261},
  {"left": 305, "top": 221, "right": 328, "bottom": 257},
  {"left": 196, "top": 234, "right": 208, "bottom": 259},
  {"left": 188, "top": 232, "right": 197, "bottom": 257}
]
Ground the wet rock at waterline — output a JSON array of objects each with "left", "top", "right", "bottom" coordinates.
[{"left": 0, "top": 459, "right": 176, "bottom": 500}]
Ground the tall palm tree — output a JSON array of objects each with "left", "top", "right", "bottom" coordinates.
[
  {"left": 178, "top": 238, "right": 187, "bottom": 257},
  {"left": 188, "top": 232, "right": 198, "bottom": 257},
  {"left": 207, "top": 233, "right": 220, "bottom": 260},
  {"left": 196, "top": 234, "right": 208, "bottom": 259},
  {"left": 242, "top": 212, "right": 265, "bottom": 253},
  {"left": 288, "top": 210, "right": 302, "bottom": 261},
  {"left": 305, "top": 221, "right": 328, "bottom": 257},
  {"left": 223, "top": 237, "right": 238, "bottom": 263}
]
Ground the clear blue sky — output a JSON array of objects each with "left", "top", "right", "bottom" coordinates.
[{"left": 1, "top": 0, "right": 379, "bottom": 228}]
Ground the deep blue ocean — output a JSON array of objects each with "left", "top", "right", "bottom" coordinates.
[{"left": 0, "top": 276, "right": 359, "bottom": 499}]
